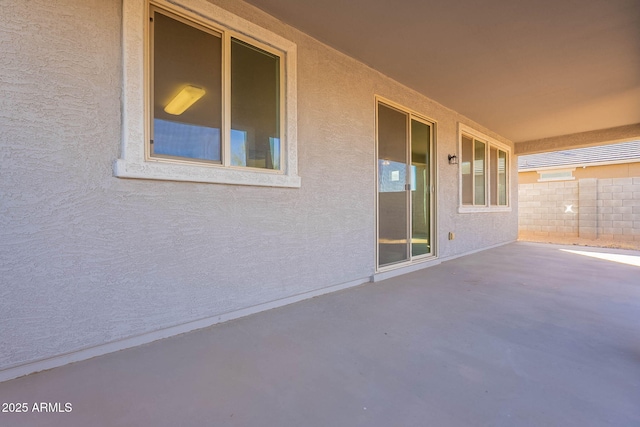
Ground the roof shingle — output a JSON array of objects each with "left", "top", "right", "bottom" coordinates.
[{"left": 518, "top": 141, "right": 640, "bottom": 170}]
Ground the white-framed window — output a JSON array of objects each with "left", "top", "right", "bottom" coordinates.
[
  {"left": 537, "top": 169, "right": 575, "bottom": 182},
  {"left": 114, "top": 0, "right": 300, "bottom": 188},
  {"left": 458, "top": 124, "right": 510, "bottom": 212}
]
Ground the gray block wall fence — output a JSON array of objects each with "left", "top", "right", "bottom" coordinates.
[{"left": 519, "top": 177, "right": 640, "bottom": 242}]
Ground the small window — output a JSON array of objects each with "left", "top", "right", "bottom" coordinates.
[
  {"left": 537, "top": 169, "right": 574, "bottom": 182},
  {"left": 116, "top": 0, "right": 299, "bottom": 188},
  {"left": 459, "top": 125, "right": 510, "bottom": 211}
]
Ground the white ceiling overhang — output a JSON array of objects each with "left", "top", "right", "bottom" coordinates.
[{"left": 243, "top": 0, "right": 640, "bottom": 150}]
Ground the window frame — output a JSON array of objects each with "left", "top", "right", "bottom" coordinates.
[
  {"left": 537, "top": 168, "right": 575, "bottom": 182},
  {"left": 457, "top": 123, "right": 511, "bottom": 213},
  {"left": 115, "top": 0, "right": 300, "bottom": 188}
]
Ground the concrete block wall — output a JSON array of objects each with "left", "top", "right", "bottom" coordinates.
[
  {"left": 597, "top": 177, "right": 640, "bottom": 241},
  {"left": 579, "top": 179, "right": 598, "bottom": 239},
  {"left": 519, "top": 177, "right": 640, "bottom": 242},
  {"left": 519, "top": 181, "right": 579, "bottom": 237}
]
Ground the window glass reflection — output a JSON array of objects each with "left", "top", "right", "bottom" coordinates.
[
  {"left": 378, "top": 160, "right": 407, "bottom": 193},
  {"left": 231, "top": 38, "right": 280, "bottom": 170},
  {"left": 153, "top": 119, "right": 220, "bottom": 161},
  {"left": 152, "top": 10, "right": 222, "bottom": 162}
]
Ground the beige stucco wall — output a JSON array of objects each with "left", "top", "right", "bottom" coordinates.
[
  {"left": 0, "top": 0, "right": 516, "bottom": 374},
  {"left": 519, "top": 162, "right": 640, "bottom": 184}
]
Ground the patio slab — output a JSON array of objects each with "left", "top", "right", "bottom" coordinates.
[{"left": 1, "top": 242, "right": 639, "bottom": 426}]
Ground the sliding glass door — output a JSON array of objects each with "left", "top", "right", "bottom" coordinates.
[{"left": 377, "top": 101, "right": 434, "bottom": 268}]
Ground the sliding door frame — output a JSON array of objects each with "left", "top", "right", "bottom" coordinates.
[{"left": 375, "top": 96, "right": 438, "bottom": 272}]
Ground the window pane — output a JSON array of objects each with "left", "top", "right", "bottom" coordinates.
[
  {"left": 231, "top": 38, "right": 280, "bottom": 169},
  {"left": 461, "top": 135, "right": 473, "bottom": 205},
  {"left": 498, "top": 149, "right": 507, "bottom": 205},
  {"left": 490, "top": 147, "right": 498, "bottom": 205},
  {"left": 152, "top": 10, "right": 222, "bottom": 162},
  {"left": 411, "top": 120, "right": 430, "bottom": 257},
  {"left": 474, "top": 140, "right": 486, "bottom": 205},
  {"left": 539, "top": 170, "right": 573, "bottom": 181},
  {"left": 378, "top": 104, "right": 409, "bottom": 266}
]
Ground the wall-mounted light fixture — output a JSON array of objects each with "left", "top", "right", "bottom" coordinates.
[
  {"left": 448, "top": 154, "right": 458, "bottom": 165},
  {"left": 164, "top": 85, "right": 206, "bottom": 115}
]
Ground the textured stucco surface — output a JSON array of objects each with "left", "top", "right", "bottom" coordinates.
[{"left": 0, "top": 0, "right": 516, "bottom": 370}]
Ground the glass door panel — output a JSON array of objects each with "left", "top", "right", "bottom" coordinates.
[
  {"left": 410, "top": 119, "right": 431, "bottom": 257},
  {"left": 377, "top": 104, "right": 409, "bottom": 267}
]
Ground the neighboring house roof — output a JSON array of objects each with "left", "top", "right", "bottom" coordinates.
[{"left": 518, "top": 141, "right": 640, "bottom": 171}]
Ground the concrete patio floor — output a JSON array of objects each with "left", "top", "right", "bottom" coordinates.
[{"left": 1, "top": 242, "right": 639, "bottom": 427}]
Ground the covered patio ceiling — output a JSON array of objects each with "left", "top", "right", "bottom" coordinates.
[{"left": 244, "top": 0, "right": 640, "bottom": 151}]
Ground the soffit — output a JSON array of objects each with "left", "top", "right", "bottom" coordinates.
[{"left": 243, "top": 0, "right": 640, "bottom": 144}]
